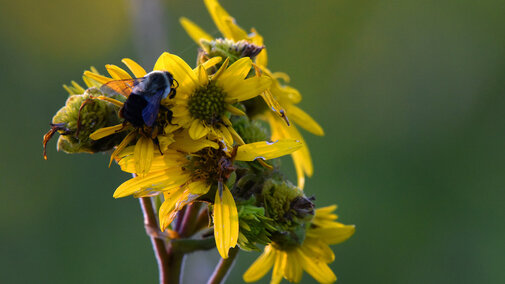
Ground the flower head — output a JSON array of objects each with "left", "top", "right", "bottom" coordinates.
[
  {"left": 113, "top": 133, "right": 302, "bottom": 259},
  {"left": 243, "top": 205, "right": 355, "bottom": 284},
  {"left": 154, "top": 52, "right": 271, "bottom": 145},
  {"left": 179, "top": 0, "right": 324, "bottom": 188}
]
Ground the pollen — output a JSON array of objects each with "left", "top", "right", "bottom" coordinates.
[{"left": 188, "top": 82, "right": 227, "bottom": 125}]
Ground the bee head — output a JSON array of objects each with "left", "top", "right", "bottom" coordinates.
[{"left": 142, "top": 71, "right": 174, "bottom": 98}]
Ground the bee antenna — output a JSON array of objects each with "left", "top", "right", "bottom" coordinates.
[{"left": 173, "top": 78, "right": 179, "bottom": 89}]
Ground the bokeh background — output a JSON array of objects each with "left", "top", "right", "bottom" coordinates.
[{"left": 1, "top": 0, "right": 504, "bottom": 283}]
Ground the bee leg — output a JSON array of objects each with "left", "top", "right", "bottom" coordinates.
[
  {"left": 43, "top": 123, "right": 72, "bottom": 160},
  {"left": 167, "top": 109, "right": 176, "bottom": 125},
  {"left": 169, "top": 88, "right": 176, "bottom": 99},
  {"left": 75, "top": 98, "right": 95, "bottom": 138},
  {"left": 153, "top": 137, "right": 163, "bottom": 155},
  {"left": 150, "top": 125, "right": 159, "bottom": 140}
]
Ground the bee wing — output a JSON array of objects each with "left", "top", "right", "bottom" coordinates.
[
  {"left": 100, "top": 78, "right": 143, "bottom": 97},
  {"left": 142, "top": 90, "right": 164, "bottom": 127}
]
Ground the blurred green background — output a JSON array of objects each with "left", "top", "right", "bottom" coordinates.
[{"left": 1, "top": 0, "right": 504, "bottom": 283}]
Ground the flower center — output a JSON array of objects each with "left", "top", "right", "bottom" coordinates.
[
  {"left": 188, "top": 82, "right": 226, "bottom": 125},
  {"left": 187, "top": 147, "right": 231, "bottom": 184}
]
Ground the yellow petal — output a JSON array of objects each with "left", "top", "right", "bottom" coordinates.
[
  {"left": 260, "top": 89, "right": 286, "bottom": 122},
  {"left": 159, "top": 188, "right": 199, "bottom": 230},
  {"left": 113, "top": 169, "right": 189, "bottom": 198},
  {"left": 122, "top": 58, "right": 147, "bottom": 78},
  {"left": 223, "top": 76, "right": 271, "bottom": 103},
  {"left": 218, "top": 57, "right": 252, "bottom": 82},
  {"left": 243, "top": 245, "right": 276, "bottom": 282},
  {"left": 83, "top": 70, "right": 112, "bottom": 85},
  {"left": 134, "top": 136, "right": 154, "bottom": 175},
  {"left": 272, "top": 72, "right": 290, "bottom": 83},
  {"left": 225, "top": 104, "right": 246, "bottom": 116},
  {"left": 188, "top": 120, "right": 210, "bottom": 140},
  {"left": 89, "top": 124, "right": 126, "bottom": 140},
  {"left": 105, "top": 64, "right": 132, "bottom": 80},
  {"left": 179, "top": 17, "right": 213, "bottom": 44},
  {"left": 203, "top": 0, "right": 248, "bottom": 40},
  {"left": 170, "top": 130, "right": 219, "bottom": 153},
  {"left": 109, "top": 131, "right": 137, "bottom": 167},
  {"left": 284, "top": 251, "right": 303, "bottom": 283},
  {"left": 153, "top": 52, "right": 198, "bottom": 95},
  {"left": 202, "top": 56, "right": 223, "bottom": 70},
  {"left": 213, "top": 184, "right": 239, "bottom": 259},
  {"left": 315, "top": 205, "right": 338, "bottom": 216},
  {"left": 93, "top": 95, "right": 124, "bottom": 108},
  {"left": 271, "top": 250, "right": 286, "bottom": 284},
  {"left": 228, "top": 124, "right": 245, "bottom": 145},
  {"left": 81, "top": 76, "right": 96, "bottom": 89},
  {"left": 268, "top": 113, "right": 312, "bottom": 189},
  {"left": 298, "top": 249, "right": 337, "bottom": 283},
  {"left": 300, "top": 238, "right": 335, "bottom": 263},
  {"left": 235, "top": 139, "right": 303, "bottom": 162},
  {"left": 186, "top": 180, "right": 211, "bottom": 195},
  {"left": 217, "top": 124, "right": 233, "bottom": 146},
  {"left": 196, "top": 64, "right": 208, "bottom": 86},
  {"left": 211, "top": 57, "right": 230, "bottom": 81},
  {"left": 286, "top": 104, "right": 324, "bottom": 136},
  {"left": 307, "top": 224, "right": 356, "bottom": 245},
  {"left": 118, "top": 152, "right": 181, "bottom": 174}
]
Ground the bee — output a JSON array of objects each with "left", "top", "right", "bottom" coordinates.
[{"left": 101, "top": 70, "right": 178, "bottom": 128}]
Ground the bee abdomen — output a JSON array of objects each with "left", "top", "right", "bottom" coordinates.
[{"left": 120, "top": 94, "right": 148, "bottom": 127}]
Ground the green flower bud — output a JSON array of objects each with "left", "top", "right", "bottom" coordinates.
[
  {"left": 261, "top": 179, "right": 314, "bottom": 232},
  {"left": 199, "top": 39, "right": 264, "bottom": 66},
  {"left": 231, "top": 114, "right": 269, "bottom": 144},
  {"left": 237, "top": 197, "right": 276, "bottom": 252},
  {"left": 43, "top": 88, "right": 126, "bottom": 158}
]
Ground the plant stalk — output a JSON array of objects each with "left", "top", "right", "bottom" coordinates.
[
  {"left": 139, "top": 197, "right": 171, "bottom": 284},
  {"left": 207, "top": 247, "right": 240, "bottom": 284}
]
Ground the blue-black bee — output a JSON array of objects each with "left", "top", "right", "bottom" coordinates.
[{"left": 101, "top": 70, "right": 177, "bottom": 128}]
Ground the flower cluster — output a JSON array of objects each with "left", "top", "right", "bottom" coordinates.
[{"left": 43, "top": 0, "right": 354, "bottom": 283}]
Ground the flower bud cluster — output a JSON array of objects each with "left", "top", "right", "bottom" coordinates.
[{"left": 43, "top": 0, "right": 355, "bottom": 283}]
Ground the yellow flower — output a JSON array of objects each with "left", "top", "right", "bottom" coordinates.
[
  {"left": 113, "top": 134, "right": 303, "bottom": 259},
  {"left": 243, "top": 205, "right": 355, "bottom": 284},
  {"left": 154, "top": 52, "right": 271, "bottom": 145},
  {"left": 180, "top": 0, "right": 324, "bottom": 189},
  {"left": 81, "top": 54, "right": 232, "bottom": 175}
]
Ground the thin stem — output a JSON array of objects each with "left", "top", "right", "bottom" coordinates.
[
  {"left": 179, "top": 203, "right": 202, "bottom": 237},
  {"left": 173, "top": 206, "right": 187, "bottom": 233},
  {"left": 166, "top": 244, "right": 184, "bottom": 284},
  {"left": 207, "top": 247, "right": 240, "bottom": 284},
  {"left": 139, "top": 197, "right": 171, "bottom": 284}
]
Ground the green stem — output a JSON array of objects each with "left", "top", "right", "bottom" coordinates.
[
  {"left": 139, "top": 197, "right": 171, "bottom": 284},
  {"left": 166, "top": 244, "right": 184, "bottom": 284},
  {"left": 179, "top": 203, "right": 202, "bottom": 237},
  {"left": 207, "top": 247, "right": 240, "bottom": 284},
  {"left": 172, "top": 237, "right": 216, "bottom": 253}
]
